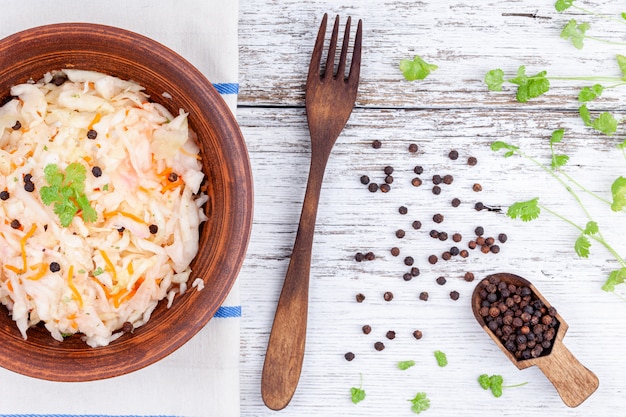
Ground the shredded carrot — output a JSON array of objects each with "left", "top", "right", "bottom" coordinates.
[
  {"left": 83, "top": 155, "right": 92, "bottom": 163},
  {"left": 103, "top": 210, "right": 146, "bottom": 225},
  {"left": 5, "top": 224, "right": 37, "bottom": 274},
  {"left": 6, "top": 280, "right": 13, "bottom": 292},
  {"left": 116, "top": 277, "right": 144, "bottom": 307},
  {"left": 25, "top": 263, "right": 48, "bottom": 280},
  {"left": 67, "top": 265, "right": 83, "bottom": 307},
  {"left": 99, "top": 250, "right": 117, "bottom": 283},
  {"left": 161, "top": 177, "right": 183, "bottom": 193},
  {"left": 180, "top": 147, "right": 203, "bottom": 160},
  {"left": 88, "top": 112, "right": 101, "bottom": 130},
  {"left": 127, "top": 262, "right": 134, "bottom": 275}
]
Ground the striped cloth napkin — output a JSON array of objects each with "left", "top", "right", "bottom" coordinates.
[{"left": 0, "top": 1, "right": 241, "bottom": 416}]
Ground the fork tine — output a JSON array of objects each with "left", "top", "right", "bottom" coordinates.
[
  {"left": 348, "top": 19, "right": 363, "bottom": 83},
  {"left": 324, "top": 15, "right": 340, "bottom": 78},
  {"left": 336, "top": 16, "right": 351, "bottom": 80},
  {"left": 307, "top": 13, "right": 328, "bottom": 83}
]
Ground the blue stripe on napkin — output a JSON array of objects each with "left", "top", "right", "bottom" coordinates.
[
  {"left": 213, "top": 305, "right": 241, "bottom": 318},
  {"left": 212, "top": 83, "right": 239, "bottom": 95}
]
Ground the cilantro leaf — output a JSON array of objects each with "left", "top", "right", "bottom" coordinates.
[
  {"left": 350, "top": 386, "right": 366, "bottom": 404},
  {"left": 398, "top": 360, "right": 416, "bottom": 370},
  {"left": 491, "top": 141, "right": 519, "bottom": 158},
  {"left": 478, "top": 374, "right": 513, "bottom": 398},
  {"left": 550, "top": 129, "right": 565, "bottom": 145},
  {"left": 507, "top": 198, "right": 540, "bottom": 222},
  {"left": 592, "top": 112, "right": 618, "bottom": 135},
  {"left": 579, "top": 104, "right": 592, "bottom": 126},
  {"left": 400, "top": 55, "right": 438, "bottom": 81},
  {"left": 509, "top": 66, "right": 550, "bottom": 102},
  {"left": 485, "top": 69, "right": 505, "bottom": 91},
  {"left": 409, "top": 392, "right": 430, "bottom": 414},
  {"left": 610, "top": 176, "right": 626, "bottom": 211},
  {"left": 618, "top": 55, "right": 626, "bottom": 78},
  {"left": 578, "top": 84, "right": 604, "bottom": 102},
  {"left": 551, "top": 154, "right": 569, "bottom": 169},
  {"left": 560, "top": 19, "right": 590, "bottom": 49},
  {"left": 478, "top": 374, "right": 491, "bottom": 390},
  {"left": 434, "top": 350, "right": 448, "bottom": 367},
  {"left": 584, "top": 221, "right": 599, "bottom": 235},
  {"left": 602, "top": 268, "right": 626, "bottom": 292},
  {"left": 555, "top": 0, "right": 574, "bottom": 12},
  {"left": 575, "top": 235, "right": 591, "bottom": 258},
  {"left": 39, "top": 162, "right": 97, "bottom": 227}
]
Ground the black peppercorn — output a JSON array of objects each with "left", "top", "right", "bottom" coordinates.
[
  {"left": 448, "top": 150, "right": 459, "bottom": 160},
  {"left": 149, "top": 224, "right": 159, "bottom": 234},
  {"left": 419, "top": 291, "right": 429, "bottom": 301},
  {"left": 384, "top": 166, "right": 394, "bottom": 175},
  {"left": 87, "top": 129, "right": 98, "bottom": 140},
  {"left": 468, "top": 156, "right": 477, "bottom": 166},
  {"left": 396, "top": 229, "right": 405, "bottom": 238},
  {"left": 436, "top": 276, "right": 447, "bottom": 285},
  {"left": 356, "top": 293, "right": 365, "bottom": 303},
  {"left": 432, "top": 174, "right": 442, "bottom": 185},
  {"left": 433, "top": 213, "right": 444, "bottom": 223},
  {"left": 498, "top": 233, "right": 508, "bottom": 243},
  {"left": 374, "top": 341, "right": 385, "bottom": 351},
  {"left": 432, "top": 185, "right": 441, "bottom": 195},
  {"left": 474, "top": 202, "right": 484, "bottom": 211},
  {"left": 362, "top": 325, "right": 372, "bottom": 334},
  {"left": 475, "top": 226, "right": 484, "bottom": 236},
  {"left": 451, "top": 198, "right": 461, "bottom": 207},
  {"left": 372, "top": 139, "right": 382, "bottom": 149},
  {"left": 443, "top": 174, "right": 453, "bottom": 185},
  {"left": 0, "top": 190, "right": 9, "bottom": 200},
  {"left": 344, "top": 352, "right": 355, "bottom": 361},
  {"left": 384, "top": 291, "right": 394, "bottom": 301},
  {"left": 12, "top": 120, "right": 21, "bottom": 130},
  {"left": 24, "top": 181, "right": 35, "bottom": 192},
  {"left": 385, "top": 175, "right": 394, "bottom": 184},
  {"left": 380, "top": 183, "right": 391, "bottom": 193},
  {"left": 428, "top": 255, "right": 438, "bottom": 264},
  {"left": 450, "top": 291, "right": 460, "bottom": 300},
  {"left": 92, "top": 166, "right": 103, "bottom": 177},
  {"left": 411, "top": 267, "right": 420, "bottom": 277},
  {"left": 386, "top": 330, "right": 396, "bottom": 340},
  {"left": 413, "top": 165, "right": 424, "bottom": 175},
  {"left": 399, "top": 206, "right": 408, "bottom": 215},
  {"left": 412, "top": 220, "right": 422, "bottom": 230},
  {"left": 391, "top": 247, "right": 400, "bottom": 256},
  {"left": 368, "top": 183, "right": 379, "bottom": 193},
  {"left": 360, "top": 175, "right": 370, "bottom": 185},
  {"left": 413, "top": 329, "right": 423, "bottom": 340},
  {"left": 49, "top": 262, "right": 61, "bottom": 273},
  {"left": 411, "top": 177, "right": 422, "bottom": 187},
  {"left": 10, "top": 219, "right": 21, "bottom": 229},
  {"left": 408, "top": 143, "right": 418, "bottom": 153},
  {"left": 404, "top": 256, "right": 414, "bottom": 266}
]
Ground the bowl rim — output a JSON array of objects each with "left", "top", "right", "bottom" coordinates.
[{"left": 0, "top": 23, "right": 253, "bottom": 381}]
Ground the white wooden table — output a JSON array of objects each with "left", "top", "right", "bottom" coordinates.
[{"left": 237, "top": 1, "right": 626, "bottom": 415}]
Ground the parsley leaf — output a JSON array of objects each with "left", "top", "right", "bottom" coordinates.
[
  {"left": 484, "top": 69, "right": 505, "bottom": 91},
  {"left": 575, "top": 235, "right": 591, "bottom": 258},
  {"left": 560, "top": 19, "right": 590, "bottom": 49},
  {"left": 507, "top": 198, "right": 541, "bottom": 222},
  {"left": 400, "top": 55, "right": 438, "bottom": 81},
  {"left": 618, "top": 55, "right": 626, "bottom": 78},
  {"left": 490, "top": 141, "right": 519, "bottom": 158},
  {"left": 555, "top": 0, "right": 574, "bottom": 12},
  {"left": 350, "top": 374, "right": 366, "bottom": 405},
  {"left": 549, "top": 129, "right": 569, "bottom": 169},
  {"left": 350, "top": 386, "right": 366, "bottom": 404},
  {"left": 434, "top": 350, "right": 447, "bottom": 367},
  {"left": 578, "top": 84, "right": 604, "bottom": 102},
  {"left": 602, "top": 268, "right": 626, "bottom": 292},
  {"left": 579, "top": 105, "right": 618, "bottom": 135},
  {"left": 509, "top": 66, "right": 550, "bottom": 102},
  {"left": 478, "top": 374, "right": 527, "bottom": 398},
  {"left": 398, "top": 360, "right": 416, "bottom": 370},
  {"left": 610, "top": 176, "right": 626, "bottom": 211},
  {"left": 39, "top": 163, "right": 97, "bottom": 227},
  {"left": 409, "top": 392, "right": 430, "bottom": 414}
]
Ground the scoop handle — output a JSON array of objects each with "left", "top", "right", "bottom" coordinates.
[{"left": 536, "top": 342, "right": 599, "bottom": 407}]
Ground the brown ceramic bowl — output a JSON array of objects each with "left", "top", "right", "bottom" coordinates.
[{"left": 0, "top": 24, "right": 253, "bottom": 381}]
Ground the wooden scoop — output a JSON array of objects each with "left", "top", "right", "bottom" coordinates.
[{"left": 471, "top": 272, "right": 598, "bottom": 407}]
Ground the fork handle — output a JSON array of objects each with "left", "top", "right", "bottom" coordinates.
[{"left": 261, "top": 151, "right": 329, "bottom": 411}]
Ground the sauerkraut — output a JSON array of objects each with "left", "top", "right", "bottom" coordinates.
[{"left": 0, "top": 69, "right": 208, "bottom": 347}]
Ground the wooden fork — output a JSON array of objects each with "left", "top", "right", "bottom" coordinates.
[{"left": 261, "top": 13, "right": 362, "bottom": 411}]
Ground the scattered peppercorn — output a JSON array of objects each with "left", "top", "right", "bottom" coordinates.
[
  {"left": 443, "top": 174, "right": 453, "bottom": 185},
  {"left": 438, "top": 231, "right": 448, "bottom": 241},
  {"left": 411, "top": 267, "right": 420, "bottom": 277},
  {"left": 404, "top": 256, "right": 414, "bottom": 266},
  {"left": 24, "top": 181, "right": 35, "bottom": 192},
  {"left": 498, "top": 233, "right": 508, "bottom": 243},
  {"left": 12, "top": 120, "right": 21, "bottom": 130},
  {"left": 372, "top": 139, "right": 382, "bottom": 149},
  {"left": 344, "top": 352, "right": 355, "bottom": 361},
  {"left": 451, "top": 197, "right": 461, "bottom": 207},
  {"left": 413, "top": 165, "right": 424, "bottom": 175},
  {"left": 10, "top": 219, "right": 21, "bottom": 229},
  {"left": 49, "top": 262, "right": 61, "bottom": 273},
  {"left": 386, "top": 330, "right": 396, "bottom": 340},
  {"left": 0, "top": 190, "right": 9, "bottom": 200},
  {"left": 356, "top": 293, "right": 365, "bottom": 303},
  {"left": 464, "top": 272, "right": 475, "bottom": 282},
  {"left": 419, "top": 291, "right": 429, "bottom": 301},
  {"left": 92, "top": 166, "right": 103, "bottom": 177},
  {"left": 362, "top": 325, "right": 372, "bottom": 334},
  {"left": 432, "top": 185, "right": 441, "bottom": 195},
  {"left": 168, "top": 172, "right": 179, "bottom": 182},
  {"left": 391, "top": 247, "right": 400, "bottom": 257},
  {"left": 467, "top": 156, "right": 477, "bottom": 166},
  {"left": 490, "top": 245, "right": 501, "bottom": 254},
  {"left": 368, "top": 183, "right": 379, "bottom": 192},
  {"left": 472, "top": 183, "right": 483, "bottom": 192},
  {"left": 149, "top": 224, "right": 159, "bottom": 234},
  {"left": 436, "top": 276, "right": 447, "bottom": 285},
  {"left": 433, "top": 213, "right": 444, "bottom": 223},
  {"left": 399, "top": 206, "right": 408, "bottom": 215},
  {"left": 474, "top": 202, "right": 484, "bottom": 211},
  {"left": 384, "top": 166, "right": 394, "bottom": 175},
  {"left": 448, "top": 150, "right": 459, "bottom": 160},
  {"left": 360, "top": 175, "right": 370, "bottom": 185},
  {"left": 87, "top": 129, "right": 98, "bottom": 140},
  {"left": 411, "top": 177, "right": 423, "bottom": 187},
  {"left": 383, "top": 291, "right": 394, "bottom": 301},
  {"left": 374, "top": 341, "right": 385, "bottom": 351},
  {"left": 412, "top": 220, "right": 422, "bottom": 230},
  {"left": 441, "top": 251, "right": 451, "bottom": 261},
  {"left": 396, "top": 229, "right": 405, "bottom": 238},
  {"left": 51, "top": 73, "right": 68, "bottom": 86},
  {"left": 380, "top": 183, "right": 391, "bottom": 193},
  {"left": 355, "top": 252, "right": 365, "bottom": 262},
  {"left": 428, "top": 255, "right": 438, "bottom": 264},
  {"left": 452, "top": 233, "right": 462, "bottom": 242},
  {"left": 475, "top": 226, "right": 484, "bottom": 236},
  {"left": 408, "top": 143, "right": 418, "bottom": 153},
  {"left": 413, "top": 330, "right": 423, "bottom": 340},
  {"left": 432, "top": 174, "right": 442, "bottom": 185},
  {"left": 460, "top": 249, "right": 469, "bottom": 258},
  {"left": 450, "top": 290, "right": 460, "bottom": 301},
  {"left": 403, "top": 273, "right": 413, "bottom": 281},
  {"left": 450, "top": 246, "right": 460, "bottom": 256},
  {"left": 385, "top": 175, "right": 394, "bottom": 184}
]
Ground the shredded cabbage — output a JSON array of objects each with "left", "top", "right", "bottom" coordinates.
[{"left": 0, "top": 70, "right": 207, "bottom": 347}]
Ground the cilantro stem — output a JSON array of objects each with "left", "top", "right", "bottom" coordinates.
[
  {"left": 548, "top": 76, "right": 625, "bottom": 82},
  {"left": 570, "top": 4, "right": 626, "bottom": 26},
  {"left": 559, "top": 171, "right": 612, "bottom": 205},
  {"left": 502, "top": 382, "right": 529, "bottom": 389},
  {"left": 584, "top": 35, "right": 626, "bottom": 46}
]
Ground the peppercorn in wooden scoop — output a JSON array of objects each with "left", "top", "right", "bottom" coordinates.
[{"left": 471, "top": 272, "right": 598, "bottom": 407}]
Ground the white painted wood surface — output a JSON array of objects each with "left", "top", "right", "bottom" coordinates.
[{"left": 238, "top": 1, "right": 626, "bottom": 416}]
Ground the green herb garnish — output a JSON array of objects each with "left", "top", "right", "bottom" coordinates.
[
  {"left": 39, "top": 162, "right": 97, "bottom": 227},
  {"left": 478, "top": 374, "right": 527, "bottom": 398},
  {"left": 408, "top": 392, "right": 430, "bottom": 414},
  {"left": 434, "top": 350, "right": 447, "bottom": 367},
  {"left": 398, "top": 360, "right": 416, "bottom": 370},
  {"left": 350, "top": 374, "right": 366, "bottom": 405},
  {"left": 400, "top": 55, "right": 438, "bottom": 81}
]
